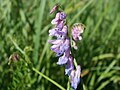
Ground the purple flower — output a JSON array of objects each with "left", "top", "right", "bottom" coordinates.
[
  {"left": 60, "top": 12, "right": 66, "bottom": 20},
  {"left": 48, "top": 10, "right": 68, "bottom": 56},
  {"left": 56, "top": 20, "right": 64, "bottom": 30},
  {"left": 56, "top": 25, "right": 68, "bottom": 39},
  {"left": 50, "top": 5, "right": 59, "bottom": 14},
  {"left": 49, "top": 28, "right": 61, "bottom": 36},
  {"left": 70, "top": 65, "right": 81, "bottom": 90},
  {"left": 72, "top": 23, "right": 84, "bottom": 41},
  {"left": 57, "top": 45, "right": 70, "bottom": 65},
  {"left": 65, "top": 55, "right": 74, "bottom": 75},
  {"left": 51, "top": 12, "right": 61, "bottom": 25},
  {"left": 49, "top": 6, "right": 84, "bottom": 89},
  {"left": 57, "top": 53, "right": 68, "bottom": 65},
  {"left": 48, "top": 39, "right": 64, "bottom": 56},
  {"left": 51, "top": 12, "right": 66, "bottom": 25},
  {"left": 49, "top": 26, "right": 68, "bottom": 39},
  {"left": 48, "top": 38, "right": 70, "bottom": 56}
]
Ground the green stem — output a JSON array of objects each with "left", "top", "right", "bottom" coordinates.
[
  {"left": 73, "top": 58, "right": 78, "bottom": 68},
  {"left": 32, "top": 67, "right": 66, "bottom": 90},
  {"left": 67, "top": 77, "right": 71, "bottom": 90}
]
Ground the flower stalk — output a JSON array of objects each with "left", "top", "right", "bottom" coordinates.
[{"left": 49, "top": 5, "right": 85, "bottom": 89}]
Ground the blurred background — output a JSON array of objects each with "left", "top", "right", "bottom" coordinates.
[{"left": 0, "top": 0, "right": 120, "bottom": 90}]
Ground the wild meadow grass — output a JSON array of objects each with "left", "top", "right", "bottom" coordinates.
[{"left": 0, "top": 0, "right": 120, "bottom": 90}]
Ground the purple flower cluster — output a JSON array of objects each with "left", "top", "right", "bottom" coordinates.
[
  {"left": 71, "top": 23, "right": 85, "bottom": 50},
  {"left": 49, "top": 5, "right": 83, "bottom": 89},
  {"left": 72, "top": 23, "right": 84, "bottom": 41}
]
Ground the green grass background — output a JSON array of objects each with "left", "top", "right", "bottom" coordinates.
[{"left": 0, "top": 0, "right": 120, "bottom": 90}]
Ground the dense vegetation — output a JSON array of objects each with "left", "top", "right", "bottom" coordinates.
[{"left": 0, "top": 0, "right": 120, "bottom": 90}]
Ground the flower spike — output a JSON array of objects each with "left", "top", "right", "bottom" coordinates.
[{"left": 49, "top": 5, "right": 84, "bottom": 90}]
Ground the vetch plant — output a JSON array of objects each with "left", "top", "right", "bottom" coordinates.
[{"left": 49, "top": 5, "right": 85, "bottom": 89}]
